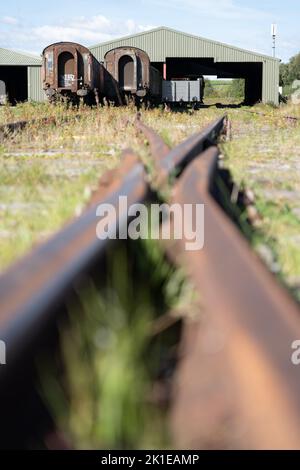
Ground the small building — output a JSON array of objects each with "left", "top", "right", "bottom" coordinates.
[
  {"left": 90, "top": 26, "right": 280, "bottom": 105},
  {"left": 0, "top": 47, "right": 44, "bottom": 104}
]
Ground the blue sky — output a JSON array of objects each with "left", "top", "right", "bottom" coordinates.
[{"left": 0, "top": 0, "right": 299, "bottom": 62}]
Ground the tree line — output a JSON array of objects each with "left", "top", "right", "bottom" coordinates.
[{"left": 280, "top": 52, "right": 300, "bottom": 95}]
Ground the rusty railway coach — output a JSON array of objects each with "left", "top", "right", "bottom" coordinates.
[
  {"left": 104, "top": 46, "right": 161, "bottom": 104},
  {"left": 42, "top": 42, "right": 103, "bottom": 104}
]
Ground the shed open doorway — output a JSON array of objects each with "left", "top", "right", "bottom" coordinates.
[{"left": 0, "top": 66, "right": 28, "bottom": 104}]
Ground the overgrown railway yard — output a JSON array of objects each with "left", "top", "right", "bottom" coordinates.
[
  {"left": 0, "top": 102, "right": 300, "bottom": 449},
  {"left": 0, "top": 103, "right": 299, "bottom": 298}
]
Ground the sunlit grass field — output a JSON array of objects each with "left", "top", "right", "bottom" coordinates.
[{"left": 221, "top": 103, "right": 300, "bottom": 300}]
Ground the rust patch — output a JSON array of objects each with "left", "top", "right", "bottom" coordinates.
[{"left": 168, "top": 147, "right": 300, "bottom": 449}]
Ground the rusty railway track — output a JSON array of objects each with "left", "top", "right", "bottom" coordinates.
[
  {"left": 0, "top": 113, "right": 300, "bottom": 449},
  {"left": 241, "top": 108, "right": 300, "bottom": 122},
  {"left": 0, "top": 116, "right": 56, "bottom": 138},
  {"left": 0, "top": 114, "right": 82, "bottom": 140}
]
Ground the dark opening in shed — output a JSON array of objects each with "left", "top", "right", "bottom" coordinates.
[
  {"left": 154, "top": 58, "right": 263, "bottom": 105},
  {"left": 0, "top": 66, "right": 28, "bottom": 104}
]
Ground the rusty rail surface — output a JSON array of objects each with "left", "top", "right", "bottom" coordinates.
[
  {"left": 135, "top": 112, "right": 170, "bottom": 162},
  {"left": 0, "top": 115, "right": 227, "bottom": 384},
  {"left": 135, "top": 114, "right": 300, "bottom": 448},
  {"left": 1, "top": 112, "right": 300, "bottom": 449},
  {"left": 0, "top": 114, "right": 82, "bottom": 140},
  {"left": 166, "top": 146, "right": 300, "bottom": 449},
  {"left": 0, "top": 116, "right": 55, "bottom": 137},
  {"left": 135, "top": 114, "right": 227, "bottom": 185},
  {"left": 0, "top": 151, "right": 148, "bottom": 387},
  {"left": 242, "top": 108, "right": 299, "bottom": 122}
]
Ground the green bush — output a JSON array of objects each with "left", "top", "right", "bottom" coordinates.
[
  {"left": 204, "top": 79, "right": 245, "bottom": 101},
  {"left": 280, "top": 52, "right": 300, "bottom": 89}
]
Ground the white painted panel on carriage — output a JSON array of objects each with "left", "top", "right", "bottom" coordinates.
[{"left": 0, "top": 80, "right": 7, "bottom": 104}]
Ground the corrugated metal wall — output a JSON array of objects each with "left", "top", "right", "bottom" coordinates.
[
  {"left": 90, "top": 27, "right": 275, "bottom": 63},
  {"left": 27, "top": 67, "right": 46, "bottom": 102},
  {"left": 90, "top": 27, "right": 280, "bottom": 104},
  {"left": 0, "top": 47, "right": 41, "bottom": 66},
  {"left": 263, "top": 60, "right": 280, "bottom": 105}
]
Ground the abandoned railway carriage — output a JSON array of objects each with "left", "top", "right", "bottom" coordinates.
[
  {"left": 104, "top": 46, "right": 161, "bottom": 104},
  {"left": 42, "top": 42, "right": 103, "bottom": 104},
  {"left": 41, "top": 42, "right": 203, "bottom": 107}
]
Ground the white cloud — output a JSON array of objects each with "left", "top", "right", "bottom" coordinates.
[
  {"left": 1, "top": 16, "right": 19, "bottom": 25},
  {"left": 33, "top": 25, "right": 110, "bottom": 43},
  {"left": 0, "top": 15, "right": 155, "bottom": 54},
  {"left": 32, "top": 16, "right": 154, "bottom": 48}
]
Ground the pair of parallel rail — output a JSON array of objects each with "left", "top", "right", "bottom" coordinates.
[{"left": 0, "top": 113, "right": 300, "bottom": 449}]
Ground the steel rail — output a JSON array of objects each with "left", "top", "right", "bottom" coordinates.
[
  {"left": 0, "top": 116, "right": 56, "bottom": 137},
  {"left": 0, "top": 114, "right": 82, "bottom": 140},
  {"left": 242, "top": 108, "right": 299, "bottom": 122},
  {"left": 166, "top": 146, "right": 300, "bottom": 449},
  {"left": 135, "top": 113, "right": 170, "bottom": 162},
  {"left": 135, "top": 114, "right": 227, "bottom": 185},
  {"left": 0, "top": 119, "right": 30, "bottom": 135},
  {"left": 0, "top": 116, "right": 227, "bottom": 386},
  {"left": 0, "top": 151, "right": 148, "bottom": 385},
  {"left": 2, "top": 112, "right": 298, "bottom": 449}
]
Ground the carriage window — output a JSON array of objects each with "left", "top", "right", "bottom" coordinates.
[{"left": 46, "top": 52, "right": 53, "bottom": 73}]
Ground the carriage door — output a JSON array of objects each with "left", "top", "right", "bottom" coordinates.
[
  {"left": 119, "top": 55, "right": 136, "bottom": 91},
  {"left": 58, "top": 50, "right": 77, "bottom": 89},
  {"left": 78, "top": 53, "right": 86, "bottom": 88},
  {"left": 0, "top": 80, "right": 6, "bottom": 105}
]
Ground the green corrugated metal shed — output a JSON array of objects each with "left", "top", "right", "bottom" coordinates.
[
  {"left": 0, "top": 47, "right": 41, "bottom": 66},
  {"left": 0, "top": 46, "right": 45, "bottom": 102},
  {"left": 90, "top": 26, "right": 280, "bottom": 104}
]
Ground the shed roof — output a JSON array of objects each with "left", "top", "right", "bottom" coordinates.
[
  {"left": 90, "top": 26, "right": 279, "bottom": 64},
  {"left": 0, "top": 47, "right": 41, "bottom": 66}
]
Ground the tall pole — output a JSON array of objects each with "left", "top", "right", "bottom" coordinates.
[{"left": 271, "top": 24, "right": 277, "bottom": 58}]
